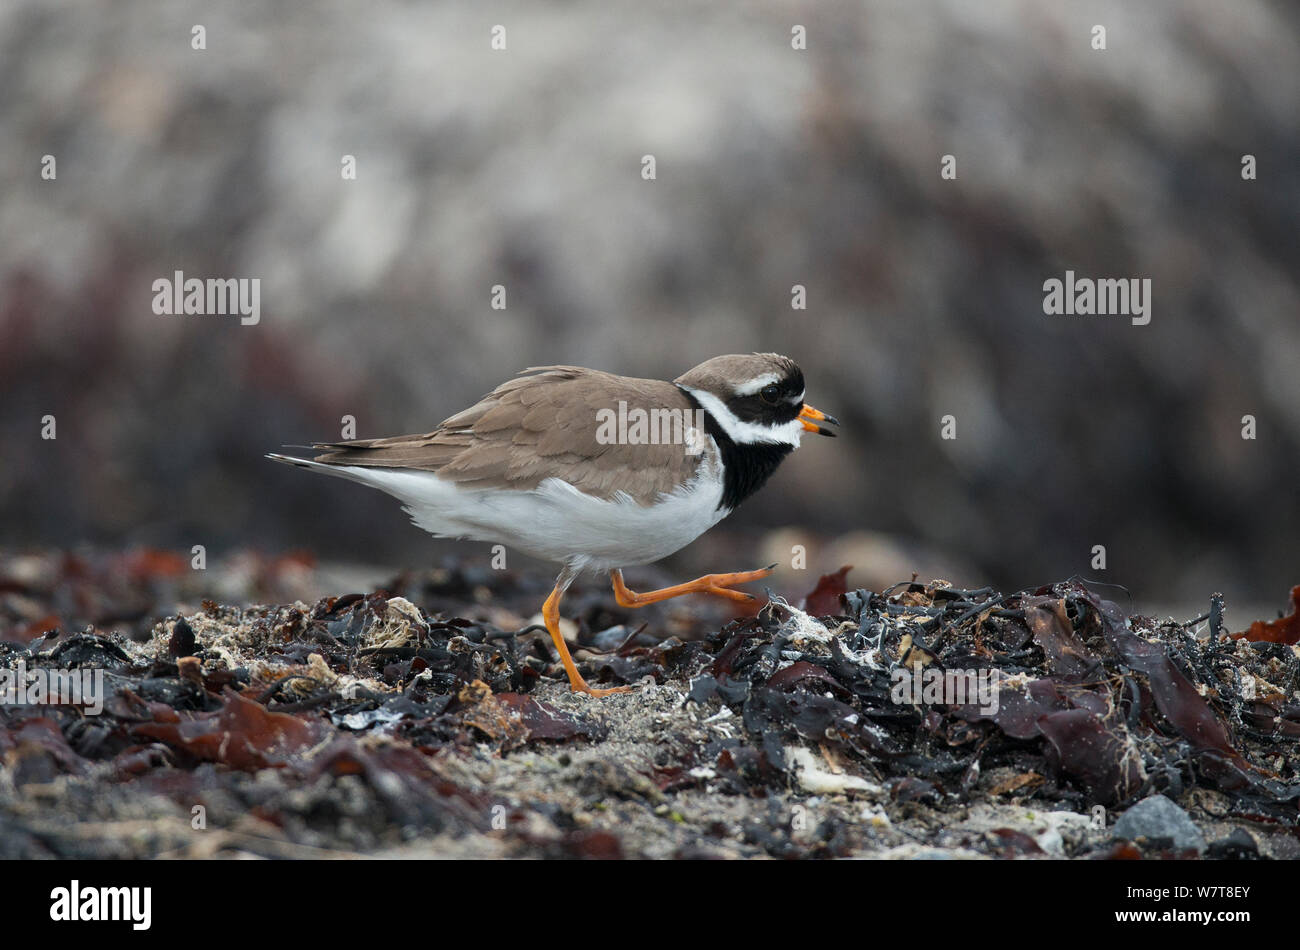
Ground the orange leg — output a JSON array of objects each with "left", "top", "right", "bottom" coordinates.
[
  {"left": 609, "top": 565, "right": 775, "bottom": 607},
  {"left": 542, "top": 582, "right": 631, "bottom": 697}
]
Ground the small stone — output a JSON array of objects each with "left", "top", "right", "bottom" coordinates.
[
  {"left": 590, "top": 625, "right": 630, "bottom": 652},
  {"left": 1206, "top": 828, "right": 1258, "bottom": 860},
  {"left": 1112, "top": 795, "right": 1205, "bottom": 853}
]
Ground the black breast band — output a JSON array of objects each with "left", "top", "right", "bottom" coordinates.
[{"left": 680, "top": 390, "right": 794, "bottom": 511}]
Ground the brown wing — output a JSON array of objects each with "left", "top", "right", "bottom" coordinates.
[{"left": 310, "top": 367, "right": 707, "bottom": 505}]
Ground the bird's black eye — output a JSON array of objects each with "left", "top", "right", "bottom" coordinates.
[{"left": 760, "top": 384, "right": 780, "bottom": 405}]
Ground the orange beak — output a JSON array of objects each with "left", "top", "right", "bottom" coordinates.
[{"left": 799, "top": 404, "right": 839, "bottom": 437}]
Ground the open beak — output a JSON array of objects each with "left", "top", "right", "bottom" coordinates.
[{"left": 799, "top": 404, "right": 839, "bottom": 437}]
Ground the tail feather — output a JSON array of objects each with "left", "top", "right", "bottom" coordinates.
[
  {"left": 266, "top": 452, "right": 474, "bottom": 542},
  {"left": 310, "top": 439, "right": 384, "bottom": 451},
  {"left": 264, "top": 453, "right": 392, "bottom": 491}
]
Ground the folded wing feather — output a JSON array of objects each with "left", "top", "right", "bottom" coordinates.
[{"left": 310, "top": 367, "right": 706, "bottom": 506}]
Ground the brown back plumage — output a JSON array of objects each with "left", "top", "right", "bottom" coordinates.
[{"left": 310, "top": 367, "right": 707, "bottom": 505}]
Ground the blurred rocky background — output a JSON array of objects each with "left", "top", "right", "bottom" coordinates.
[{"left": 1, "top": 0, "right": 1297, "bottom": 616}]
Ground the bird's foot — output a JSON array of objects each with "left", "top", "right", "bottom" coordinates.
[
  {"left": 691, "top": 565, "right": 777, "bottom": 601},
  {"left": 569, "top": 678, "right": 634, "bottom": 698},
  {"left": 610, "top": 564, "right": 776, "bottom": 607},
  {"left": 543, "top": 581, "right": 635, "bottom": 697}
]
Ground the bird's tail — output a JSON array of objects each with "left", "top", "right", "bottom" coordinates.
[
  {"left": 267, "top": 451, "right": 470, "bottom": 542},
  {"left": 264, "top": 452, "right": 393, "bottom": 491}
]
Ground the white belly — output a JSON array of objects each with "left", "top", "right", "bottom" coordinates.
[{"left": 330, "top": 452, "right": 731, "bottom": 573}]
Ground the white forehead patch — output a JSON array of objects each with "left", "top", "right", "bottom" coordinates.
[{"left": 731, "top": 373, "right": 782, "bottom": 397}]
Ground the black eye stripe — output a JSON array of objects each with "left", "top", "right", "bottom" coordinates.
[
  {"left": 726, "top": 391, "right": 802, "bottom": 424},
  {"left": 719, "top": 367, "right": 807, "bottom": 423}
]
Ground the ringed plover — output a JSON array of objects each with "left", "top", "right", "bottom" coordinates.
[{"left": 269, "top": 353, "right": 837, "bottom": 696}]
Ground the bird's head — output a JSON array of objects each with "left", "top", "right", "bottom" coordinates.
[{"left": 675, "top": 352, "right": 838, "bottom": 449}]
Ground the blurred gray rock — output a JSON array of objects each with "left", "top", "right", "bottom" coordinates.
[{"left": 1113, "top": 794, "right": 1206, "bottom": 853}]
